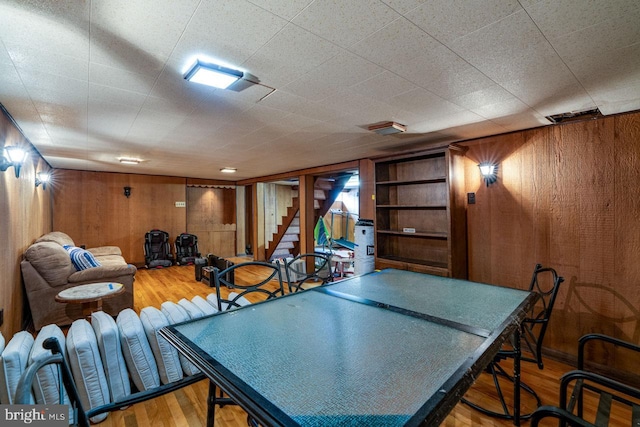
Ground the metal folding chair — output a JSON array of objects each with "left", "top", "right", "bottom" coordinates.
[
  {"left": 463, "top": 263, "right": 564, "bottom": 421},
  {"left": 284, "top": 253, "right": 333, "bottom": 293}
]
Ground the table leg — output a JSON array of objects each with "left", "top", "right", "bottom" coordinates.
[
  {"left": 513, "top": 328, "right": 521, "bottom": 426},
  {"left": 81, "top": 299, "right": 103, "bottom": 320}
]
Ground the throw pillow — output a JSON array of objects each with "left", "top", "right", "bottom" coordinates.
[{"left": 63, "top": 245, "right": 101, "bottom": 271}]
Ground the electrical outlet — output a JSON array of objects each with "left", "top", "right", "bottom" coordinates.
[{"left": 175, "top": 201, "right": 186, "bottom": 207}]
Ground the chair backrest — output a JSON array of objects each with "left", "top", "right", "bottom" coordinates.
[
  {"left": 522, "top": 263, "right": 564, "bottom": 368},
  {"left": 284, "top": 253, "right": 333, "bottom": 293},
  {"left": 144, "top": 229, "right": 172, "bottom": 267},
  {"left": 15, "top": 337, "right": 90, "bottom": 427},
  {"left": 213, "top": 261, "right": 284, "bottom": 311},
  {"left": 174, "top": 233, "right": 200, "bottom": 264}
]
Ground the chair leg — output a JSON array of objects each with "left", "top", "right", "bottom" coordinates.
[{"left": 207, "top": 381, "right": 216, "bottom": 427}]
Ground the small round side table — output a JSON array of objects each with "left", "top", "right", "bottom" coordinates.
[{"left": 55, "top": 282, "right": 124, "bottom": 320}]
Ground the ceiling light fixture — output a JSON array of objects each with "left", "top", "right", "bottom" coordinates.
[
  {"left": 184, "top": 59, "right": 244, "bottom": 89},
  {"left": 220, "top": 167, "right": 237, "bottom": 173},
  {"left": 118, "top": 157, "right": 141, "bottom": 165},
  {"left": 368, "top": 121, "right": 406, "bottom": 135}
]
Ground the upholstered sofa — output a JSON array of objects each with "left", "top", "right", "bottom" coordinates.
[{"left": 21, "top": 232, "right": 136, "bottom": 330}]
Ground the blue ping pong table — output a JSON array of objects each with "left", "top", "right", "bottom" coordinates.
[{"left": 160, "top": 269, "right": 537, "bottom": 426}]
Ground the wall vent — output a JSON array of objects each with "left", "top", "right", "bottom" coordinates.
[{"left": 545, "top": 108, "right": 602, "bottom": 124}]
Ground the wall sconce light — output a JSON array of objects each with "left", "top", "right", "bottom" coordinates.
[
  {"left": 1, "top": 146, "right": 28, "bottom": 178},
  {"left": 35, "top": 171, "right": 51, "bottom": 190},
  {"left": 123, "top": 186, "right": 131, "bottom": 198},
  {"left": 479, "top": 162, "right": 498, "bottom": 187}
]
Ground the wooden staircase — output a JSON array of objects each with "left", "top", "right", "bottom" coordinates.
[{"left": 266, "top": 172, "right": 354, "bottom": 260}]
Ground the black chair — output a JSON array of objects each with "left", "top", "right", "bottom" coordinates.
[
  {"left": 209, "top": 261, "right": 285, "bottom": 426},
  {"left": 212, "top": 261, "right": 284, "bottom": 311},
  {"left": 284, "top": 253, "right": 333, "bottom": 293},
  {"left": 531, "top": 334, "right": 640, "bottom": 426},
  {"left": 462, "top": 263, "right": 564, "bottom": 421}
]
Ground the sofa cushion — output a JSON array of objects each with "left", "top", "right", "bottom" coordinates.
[
  {"left": 24, "top": 242, "right": 75, "bottom": 287},
  {"left": 139, "top": 307, "right": 183, "bottom": 384},
  {"left": 87, "top": 246, "right": 122, "bottom": 257},
  {"left": 35, "top": 231, "right": 74, "bottom": 247},
  {"left": 66, "top": 319, "right": 110, "bottom": 423},
  {"left": 91, "top": 311, "right": 131, "bottom": 402},
  {"left": 29, "top": 325, "right": 70, "bottom": 408},
  {"left": 116, "top": 309, "right": 160, "bottom": 391},
  {"left": 0, "top": 331, "right": 35, "bottom": 405},
  {"left": 178, "top": 298, "right": 206, "bottom": 319},
  {"left": 160, "top": 302, "right": 200, "bottom": 376},
  {"left": 64, "top": 245, "right": 102, "bottom": 271},
  {"left": 190, "top": 296, "right": 218, "bottom": 316}
]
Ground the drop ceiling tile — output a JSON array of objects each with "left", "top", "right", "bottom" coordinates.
[
  {"left": 470, "top": 97, "right": 531, "bottom": 120},
  {"left": 18, "top": 69, "right": 87, "bottom": 97},
  {"left": 410, "top": 110, "right": 486, "bottom": 133},
  {"left": 388, "top": 87, "right": 463, "bottom": 118},
  {"left": 6, "top": 45, "right": 89, "bottom": 82},
  {"left": 89, "top": 83, "right": 148, "bottom": 109},
  {"left": 89, "top": 63, "right": 156, "bottom": 95},
  {"left": 381, "top": 0, "right": 427, "bottom": 16},
  {"left": 33, "top": 102, "right": 87, "bottom": 128},
  {"left": 241, "top": 24, "right": 343, "bottom": 88},
  {"left": 544, "top": 7, "right": 640, "bottom": 65},
  {"left": 89, "top": 25, "right": 169, "bottom": 77},
  {"left": 450, "top": 10, "right": 593, "bottom": 115},
  {"left": 90, "top": 0, "right": 200, "bottom": 58},
  {"left": 525, "top": 0, "right": 640, "bottom": 40},
  {"left": 0, "top": 2, "right": 90, "bottom": 61},
  {"left": 441, "top": 120, "right": 509, "bottom": 140},
  {"left": 385, "top": 44, "right": 495, "bottom": 100},
  {"left": 406, "top": 0, "right": 522, "bottom": 44},
  {"left": 292, "top": 0, "right": 400, "bottom": 48},
  {"left": 491, "top": 110, "right": 549, "bottom": 132},
  {"left": 322, "top": 90, "right": 401, "bottom": 126},
  {"left": 350, "top": 71, "right": 418, "bottom": 102},
  {"left": 350, "top": 17, "right": 441, "bottom": 69},
  {"left": 170, "top": 0, "right": 288, "bottom": 68},
  {"left": 589, "top": 82, "right": 640, "bottom": 116},
  {"left": 451, "top": 84, "right": 516, "bottom": 110},
  {"left": 247, "top": 0, "right": 315, "bottom": 20}
]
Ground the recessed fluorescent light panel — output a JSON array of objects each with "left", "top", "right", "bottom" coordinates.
[
  {"left": 118, "top": 157, "right": 141, "bottom": 165},
  {"left": 184, "top": 59, "right": 244, "bottom": 89},
  {"left": 220, "top": 167, "right": 237, "bottom": 173}
]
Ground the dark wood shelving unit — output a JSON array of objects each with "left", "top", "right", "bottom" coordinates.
[{"left": 374, "top": 146, "right": 467, "bottom": 278}]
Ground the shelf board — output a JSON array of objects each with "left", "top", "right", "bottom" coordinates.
[
  {"left": 376, "top": 204, "right": 447, "bottom": 210},
  {"left": 376, "top": 177, "right": 446, "bottom": 186},
  {"left": 377, "top": 229, "right": 447, "bottom": 239},
  {"left": 376, "top": 255, "right": 448, "bottom": 270}
]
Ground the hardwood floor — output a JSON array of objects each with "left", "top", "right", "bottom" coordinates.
[{"left": 98, "top": 263, "right": 583, "bottom": 427}]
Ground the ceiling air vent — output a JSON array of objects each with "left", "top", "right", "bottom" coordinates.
[
  {"left": 545, "top": 108, "right": 602, "bottom": 124},
  {"left": 368, "top": 121, "right": 406, "bottom": 135}
]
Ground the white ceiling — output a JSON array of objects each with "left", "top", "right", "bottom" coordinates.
[{"left": 1, "top": 0, "right": 639, "bottom": 180}]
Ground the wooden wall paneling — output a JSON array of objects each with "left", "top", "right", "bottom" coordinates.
[
  {"left": 236, "top": 186, "right": 245, "bottom": 256},
  {"left": 54, "top": 172, "right": 186, "bottom": 265},
  {"left": 464, "top": 140, "right": 497, "bottom": 283},
  {"left": 359, "top": 159, "right": 375, "bottom": 220},
  {"left": 298, "top": 175, "right": 315, "bottom": 256},
  {"left": 186, "top": 186, "right": 236, "bottom": 257},
  {"left": 0, "top": 107, "right": 52, "bottom": 335},
  {"left": 612, "top": 113, "right": 640, "bottom": 373}
]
